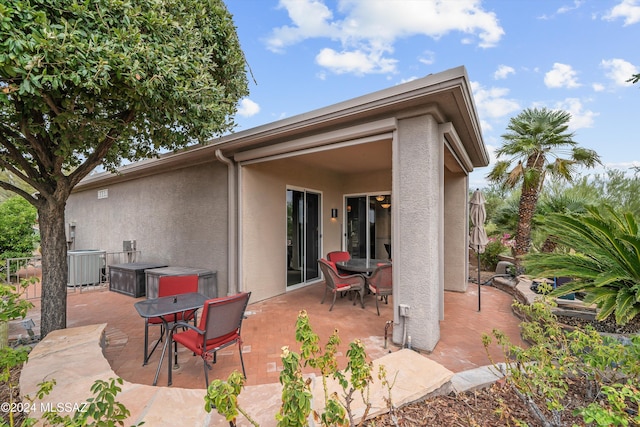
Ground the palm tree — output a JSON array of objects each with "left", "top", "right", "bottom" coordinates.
[
  {"left": 487, "top": 107, "right": 601, "bottom": 259},
  {"left": 524, "top": 206, "right": 640, "bottom": 325}
]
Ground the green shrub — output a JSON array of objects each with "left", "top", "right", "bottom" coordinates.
[
  {"left": 483, "top": 295, "right": 640, "bottom": 427},
  {"left": 480, "top": 234, "right": 514, "bottom": 272}
]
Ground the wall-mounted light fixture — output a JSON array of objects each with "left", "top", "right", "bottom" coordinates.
[{"left": 331, "top": 208, "right": 338, "bottom": 219}]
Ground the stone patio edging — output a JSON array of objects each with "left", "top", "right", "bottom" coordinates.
[{"left": 20, "top": 323, "right": 458, "bottom": 426}]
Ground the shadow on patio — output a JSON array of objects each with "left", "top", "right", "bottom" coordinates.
[{"left": 14, "top": 281, "right": 524, "bottom": 389}]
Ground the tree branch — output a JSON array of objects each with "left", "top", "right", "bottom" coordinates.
[
  {"left": 0, "top": 127, "right": 42, "bottom": 182},
  {"left": 42, "top": 93, "right": 62, "bottom": 116},
  {"left": 69, "top": 108, "right": 137, "bottom": 187},
  {"left": 0, "top": 178, "right": 40, "bottom": 208}
]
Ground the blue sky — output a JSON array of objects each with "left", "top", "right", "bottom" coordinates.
[{"left": 224, "top": 0, "right": 639, "bottom": 188}]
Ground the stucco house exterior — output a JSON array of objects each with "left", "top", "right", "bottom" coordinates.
[{"left": 65, "top": 65, "right": 489, "bottom": 352}]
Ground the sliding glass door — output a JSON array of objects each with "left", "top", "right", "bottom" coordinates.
[
  {"left": 345, "top": 194, "right": 391, "bottom": 260},
  {"left": 286, "top": 188, "right": 321, "bottom": 288}
]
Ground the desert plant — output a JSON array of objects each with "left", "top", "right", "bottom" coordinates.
[
  {"left": 525, "top": 205, "right": 640, "bottom": 325},
  {"left": 481, "top": 234, "right": 515, "bottom": 271},
  {"left": 483, "top": 292, "right": 640, "bottom": 427}
]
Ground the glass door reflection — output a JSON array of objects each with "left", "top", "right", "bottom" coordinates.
[
  {"left": 345, "top": 194, "right": 391, "bottom": 260},
  {"left": 287, "top": 189, "right": 320, "bottom": 288}
]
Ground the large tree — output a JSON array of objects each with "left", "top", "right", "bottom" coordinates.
[
  {"left": 486, "top": 108, "right": 600, "bottom": 259},
  {"left": 0, "top": 0, "right": 249, "bottom": 337}
]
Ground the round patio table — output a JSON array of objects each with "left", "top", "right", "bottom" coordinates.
[{"left": 336, "top": 258, "right": 391, "bottom": 275}]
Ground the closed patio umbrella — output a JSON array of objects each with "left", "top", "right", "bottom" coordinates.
[{"left": 469, "top": 189, "right": 489, "bottom": 311}]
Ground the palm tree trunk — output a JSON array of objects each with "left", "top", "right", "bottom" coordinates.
[
  {"left": 514, "top": 185, "right": 539, "bottom": 258},
  {"left": 540, "top": 235, "right": 559, "bottom": 253}
]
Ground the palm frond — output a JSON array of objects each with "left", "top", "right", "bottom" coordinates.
[{"left": 524, "top": 205, "right": 640, "bottom": 325}]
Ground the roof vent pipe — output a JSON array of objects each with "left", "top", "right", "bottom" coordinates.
[{"left": 215, "top": 149, "right": 238, "bottom": 295}]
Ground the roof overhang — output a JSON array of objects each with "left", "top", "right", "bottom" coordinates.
[{"left": 74, "top": 65, "right": 488, "bottom": 191}]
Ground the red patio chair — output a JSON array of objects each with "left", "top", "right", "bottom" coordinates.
[
  {"left": 169, "top": 292, "right": 251, "bottom": 387},
  {"left": 366, "top": 264, "right": 392, "bottom": 316},
  {"left": 327, "top": 251, "right": 351, "bottom": 263},
  {"left": 143, "top": 275, "right": 199, "bottom": 365},
  {"left": 318, "top": 259, "right": 365, "bottom": 311}
]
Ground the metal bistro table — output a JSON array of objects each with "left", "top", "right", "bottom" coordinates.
[
  {"left": 134, "top": 292, "right": 207, "bottom": 386},
  {"left": 336, "top": 258, "right": 391, "bottom": 275}
]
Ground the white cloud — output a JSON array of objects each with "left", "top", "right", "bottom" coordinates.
[
  {"left": 553, "top": 98, "right": 598, "bottom": 129},
  {"left": 600, "top": 58, "right": 638, "bottom": 86},
  {"left": 266, "top": 0, "right": 336, "bottom": 53},
  {"left": 494, "top": 65, "right": 515, "bottom": 80},
  {"left": 237, "top": 98, "right": 260, "bottom": 117},
  {"left": 603, "top": 0, "right": 640, "bottom": 25},
  {"left": 399, "top": 76, "right": 419, "bottom": 84},
  {"left": 592, "top": 83, "right": 605, "bottom": 92},
  {"left": 539, "top": 0, "right": 584, "bottom": 19},
  {"left": 418, "top": 50, "right": 435, "bottom": 66},
  {"left": 266, "top": 0, "right": 504, "bottom": 75},
  {"left": 557, "top": 0, "right": 584, "bottom": 15},
  {"left": 315, "top": 48, "right": 397, "bottom": 75},
  {"left": 470, "top": 81, "right": 521, "bottom": 122},
  {"left": 544, "top": 63, "right": 581, "bottom": 88}
]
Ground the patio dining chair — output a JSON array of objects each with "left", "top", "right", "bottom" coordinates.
[
  {"left": 143, "top": 275, "right": 199, "bottom": 365},
  {"left": 169, "top": 292, "right": 251, "bottom": 387},
  {"left": 366, "top": 264, "right": 392, "bottom": 316},
  {"left": 327, "top": 251, "right": 351, "bottom": 263},
  {"left": 318, "top": 259, "right": 365, "bottom": 311}
]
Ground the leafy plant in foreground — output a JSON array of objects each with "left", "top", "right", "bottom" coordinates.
[
  {"left": 206, "top": 310, "right": 392, "bottom": 426},
  {"left": 483, "top": 292, "right": 640, "bottom": 427}
]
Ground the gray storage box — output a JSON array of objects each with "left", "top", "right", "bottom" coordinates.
[
  {"left": 109, "top": 262, "right": 168, "bottom": 297},
  {"left": 145, "top": 266, "right": 218, "bottom": 299}
]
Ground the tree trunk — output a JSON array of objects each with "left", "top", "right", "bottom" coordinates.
[
  {"left": 540, "top": 235, "right": 559, "bottom": 253},
  {"left": 514, "top": 186, "right": 539, "bottom": 258},
  {"left": 38, "top": 199, "right": 69, "bottom": 338}
]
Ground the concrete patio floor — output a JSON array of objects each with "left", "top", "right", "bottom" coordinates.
[{"left": 14, "top": 280, "right": 525, "bottom": 425}]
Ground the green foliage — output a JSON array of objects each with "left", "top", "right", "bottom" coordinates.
[
  {"left": 0, "top": 0, "right": 249, "bottom": 177},
  {"left": 277, "top": 346, "right": 315, "bottom": 427},
  {"left": 486, "top": 107, "right": 601, "bottom": 256},
  {"left": 38, "top": 377, "right": 140, "bottom": 426},
  {"left": 0, "top": 197, "right": 38, "bottom": 261},
  {"left": 483, "top": 296, "right": 640, "bottom": 427},
  {"left": 0, "top": 0, "right": 249, "bottom": 337},
  {"left": 576, "top": 381, "right": 640, "bottom": 426},
  {"left": 0, "top": 279, "right": 34, "bottom": 322},
  {"left": 205, "top": 371, "right": 258, "bottom": 427},
  {"left": 207, "top": 310, "right": 392, "bottom": 427},
  {"left": 525, "top": 205, "right": 640, "bottom": 325},
  {"left": 0, "top": 346, "right": 30, "bottom": 427},
  {"left": 481, "top": 237, "right": 510, "bottom": 272},
  {"left": 588, "top": 168, "right": 640, "bottom": 218}
]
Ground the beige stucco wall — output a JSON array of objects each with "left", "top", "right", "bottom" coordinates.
[
  {"left": 394, "top": 114, "right": 443, "bottom": 352},
  {"left": 443, "top": 169, "right": 469, "bottom": 293},
  {"left": 239, "top": 152, "right": 391, "bottom": 302},
  {"left": 65, "top": 161, "right": 230, "bottom": 296}
]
